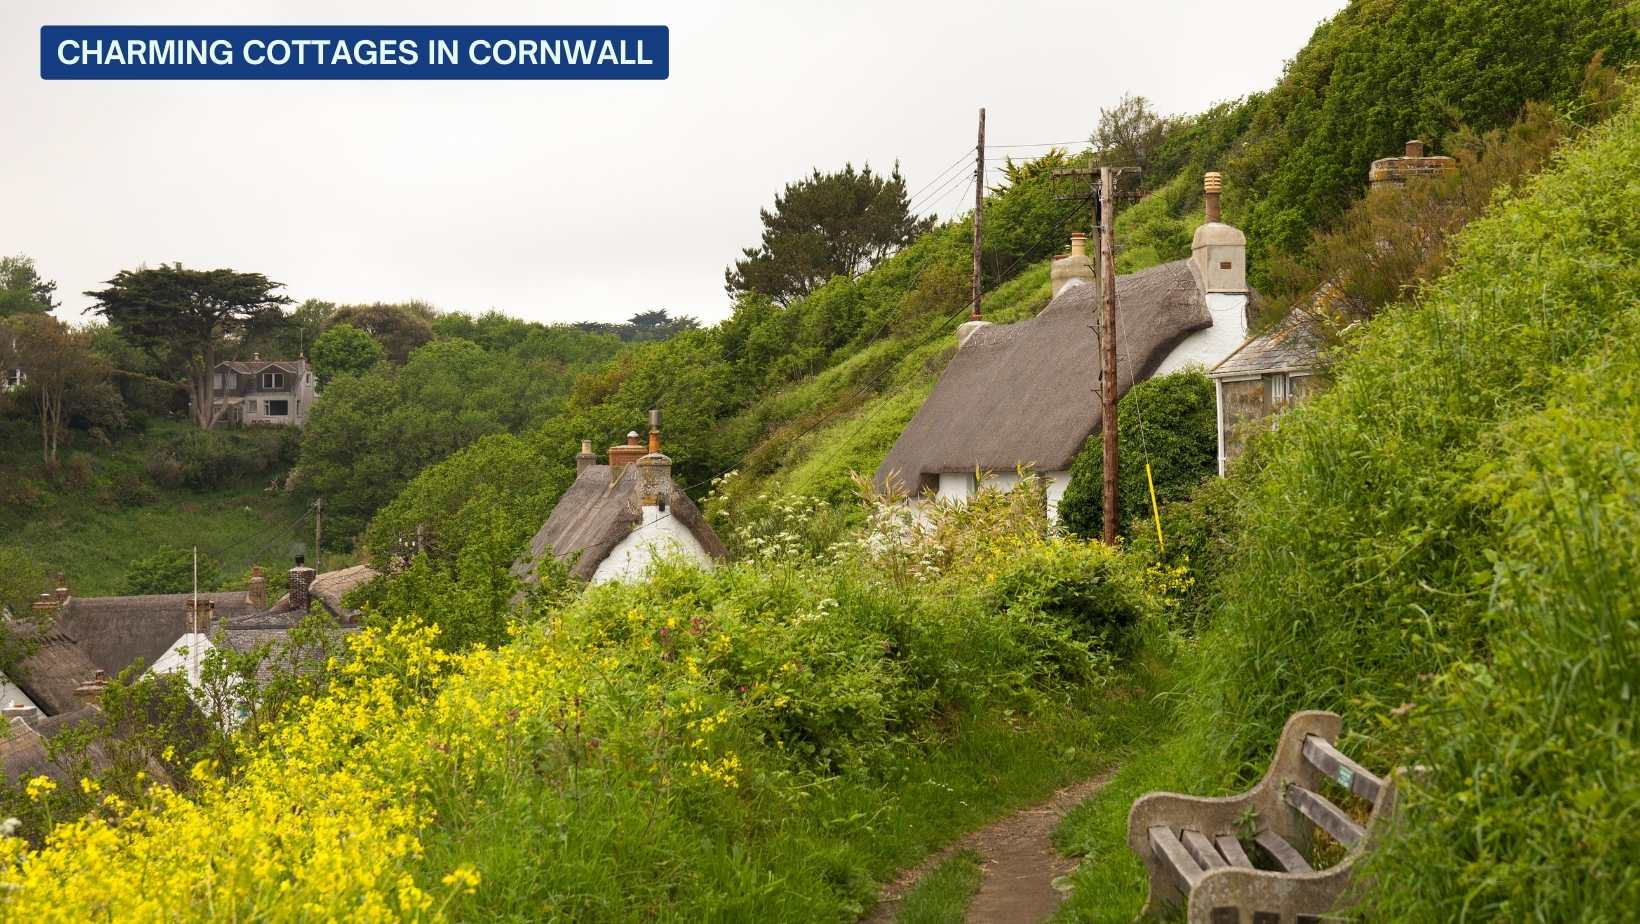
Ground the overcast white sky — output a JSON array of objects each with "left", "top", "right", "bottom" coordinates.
[{"left": 3, "top": 1, "right": 1344, "bottom": 326}]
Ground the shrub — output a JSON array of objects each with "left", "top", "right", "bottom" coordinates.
[{"left": 1059, "top": 369, "right": 1217, "bottom": 540}]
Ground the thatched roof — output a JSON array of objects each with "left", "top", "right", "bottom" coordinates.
[
  {"left": 57, "top": 591, "right": 262, "bottom": 678},
  {"left": 512, "top": 463, "right": 728, "bottom": 585},
  {"left": 0, "top": 708, "right": 109, "bottom": 784},
  {"left": 1212, "top": 309, "right": 1326, "bottom": 377},
  {"left": 10, "top": 629, "right": 100, "bottom": 717},
  {"left": 875, "top": 259, "right": 1213, "bottom": 490}
]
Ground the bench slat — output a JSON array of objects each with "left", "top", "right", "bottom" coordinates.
[
  {"left": 1301, "top": 735, "right": 1384, "bottom": 804},
  {"left": 1215, "top": 834, "right": 1255, "bottom": 868},
  {"left": 1181, "top": 829, "right": 1228, "bottom": 871},
  {"left": 1288, "top": 784, "right": 1367, "bottom": 847},
  {"left": 1254, "top": 830, "right": 1313, "bottom": 873},
  {"left": 1149, "top": 825, "right": 1205, "bottom": 892}
]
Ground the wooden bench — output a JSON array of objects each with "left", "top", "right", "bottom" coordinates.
[{"left": 1126, "top": 711, "right": 1400, "bottom": 924}]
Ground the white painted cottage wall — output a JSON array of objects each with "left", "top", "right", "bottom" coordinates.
[
  {"left": 590, "top": 506, "right": 716, "bottom": 584},
  {"left": 929, "top": 469, "right": 1073, "bottom": 523},
  {"left": 1152, "top": 292, "right": 1249, "bottom": 376}
]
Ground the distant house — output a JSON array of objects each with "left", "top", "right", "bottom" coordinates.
[
  {"left": 512, "top": 419, "right": 727, "bottom": 588},
  {"left": 875, "top": 173, "right": 1253, "bottom": 521},
  {"left": 1208, "top": 309, "right": 1326, "bottom": 473},
  {"left": 208, "top": 353, "right": 319, "bottom": 426}
]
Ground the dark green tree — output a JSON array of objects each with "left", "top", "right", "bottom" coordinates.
[
  {"left": 309, "top": 322, "right": 385, "bottom": 386},
  {"left": 726, "top": 163, "right": 935, "bottom": 304},
  {"left": 0, "top": 255, "right": 58, "bottom": 317},
  {"left": 84, "top": 265, "right": 292, "bottom": 429}
]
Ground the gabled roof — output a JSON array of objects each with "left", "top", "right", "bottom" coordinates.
[
  {"left": 512, "top": 464, "right": 727, "bottom": 584},
  {"left": 56, "top": 591, "right": 262, "bottom": 679},
  {"left": 1, "top": 708, "right": 108, "bottom": 784},
  {"left": 1211, "top": 309, "right": 1326, "bottom": 378},
  {"left": 875, "top": 259, "right": 1214, "bottom": 489},
  {"left": 217, "top": 359, "right": 304, "bottom": 375}
]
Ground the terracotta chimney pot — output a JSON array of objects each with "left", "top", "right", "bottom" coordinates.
[{"left": 1203, "top": 172, "right": 1223, "bottom": 223}]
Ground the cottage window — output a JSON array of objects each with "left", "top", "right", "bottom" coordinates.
[
  {"left": 1262, "top": 372, "right": 1290, "bottom": 411},
  {"left": 918, "top": 473, "right": 939, "bottom": 497},
  {"left": 4, "top": 368, "right": 23, "bottom": 389},
  {"left": 266, "top": 400, "right": 289, "bottom": 417},
  {"left": 213, "top": 371, "right": 224, "bottom": 391},
  {"left": 261, "top": 371, "right": 285, "bottom": 390}
]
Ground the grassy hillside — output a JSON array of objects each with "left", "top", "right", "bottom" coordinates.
[
  {"left": 0, "top": 419, "right": 343, "bottom": 596},
  {"left": 1054, "top": 75, "right": 1640, "bottom": 922}
]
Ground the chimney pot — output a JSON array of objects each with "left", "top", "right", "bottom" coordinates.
[
  {"left": 575, "top": 438, "right": 598, "bottom": 473},
  {"left": 253, "top": 352, "right": 260, "bottom": 361},
  {"left": 1069, "top": 232, "right": 1087, "bottom": 258},
  {"left": 648, "top": 409, "right": 662, "bottom": 453},
  {"left": 1203, "top": 172, "right": 1223, "bottom": 223},
  {"left": 1405, "top": 139, "right": 1425, "bottom": 158}
]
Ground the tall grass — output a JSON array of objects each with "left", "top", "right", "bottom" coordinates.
[{"left": 1171, "top": 84, "right": 1640, "bottom": 916}]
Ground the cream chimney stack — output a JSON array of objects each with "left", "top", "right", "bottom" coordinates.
[
  {"left": 1049, "top": 232, "right": 1098, "bottom": 299},
  {"left": 1192, "top": 172, "right": 1246, "bottom": 294}
]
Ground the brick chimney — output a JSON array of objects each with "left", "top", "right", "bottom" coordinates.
[
  {"left": 186, "top": 597, "right": 216, "bottom": 634},
  {"left": 608, "top": 431, "right": 646, "bottom": 482},
  {"left": 288, "top": 557, "right": 317, "bottom": 613},
  {"left": 636, "top": 409, "right": 672, "bottom": 511},
  {"left": 75, "top": 670, "right": 110, "bottom": 707},
  {"left": 1049, "top": 232, "right": 1097, "bottom": 299},
  {"left": 575, "top": 439, "right": 598, "bottom": 473},
  {"left": 1368, "top": 140, "right": 1457, "bottom": 190},
  {"left": 30, "top": 592, "right": 59, "bottom": 615},
  {"left": 247, "top": 566, "right": 268, "bottom": 609}
]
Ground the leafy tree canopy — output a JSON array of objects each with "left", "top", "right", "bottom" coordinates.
[
  {"left": 309, "top": 323, "right": 385, "bottom": 386},
  {"left": 325, "top": 302, "right": 435, "bottom": 362},
  {"left": 726, "top": 163, "right": 935, "bottom": 305}
]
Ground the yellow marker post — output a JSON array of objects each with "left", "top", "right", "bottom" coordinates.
[{"left": 1145, "top": 462, "right": 1164, "bottom": 551}]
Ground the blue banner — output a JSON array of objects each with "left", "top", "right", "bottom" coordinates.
[{"left": 40, "top": 25, "right": 668, "bottom": 80}]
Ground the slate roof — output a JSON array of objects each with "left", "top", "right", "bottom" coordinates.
[
  {"left": 1211, "top": 309, "right": 1326, "bottom": 378},
  {"left": 874, "top": 259, "right": 1214, "bottom": 490},
  {"left": 55, "top": 591, "right": 262, "bottom": 679},
  {"left": 512, "top": 463, "right": 728, "bottom": 585},
  {"left": 217, "top": 359, "right": 303, "bottom": 375}
]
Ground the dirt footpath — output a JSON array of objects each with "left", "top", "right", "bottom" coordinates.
[{"left": 862, "top": 770, "right": 1114, "bottom": 924}]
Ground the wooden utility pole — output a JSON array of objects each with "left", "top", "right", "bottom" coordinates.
[
  {"left": 1098, "top": 168, "right": 1120, "bottom": 545},
  {"left": 971, "top": 107, "right": 985, "bottom": 320},
  {"left": 314, "top": 497, "right": 322, "bottom": 566},
  {"left": 1053, "top": 161, "right": 1140, "bottom": 544}
]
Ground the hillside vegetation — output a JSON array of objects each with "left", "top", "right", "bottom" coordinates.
[{"left": 1055, "top": 74, "right": 1640, "bottom": 922}]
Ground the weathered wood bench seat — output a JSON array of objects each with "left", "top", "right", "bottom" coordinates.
[{"left": 1126, "top": 711, "right": 1400, "bottom": 923}]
